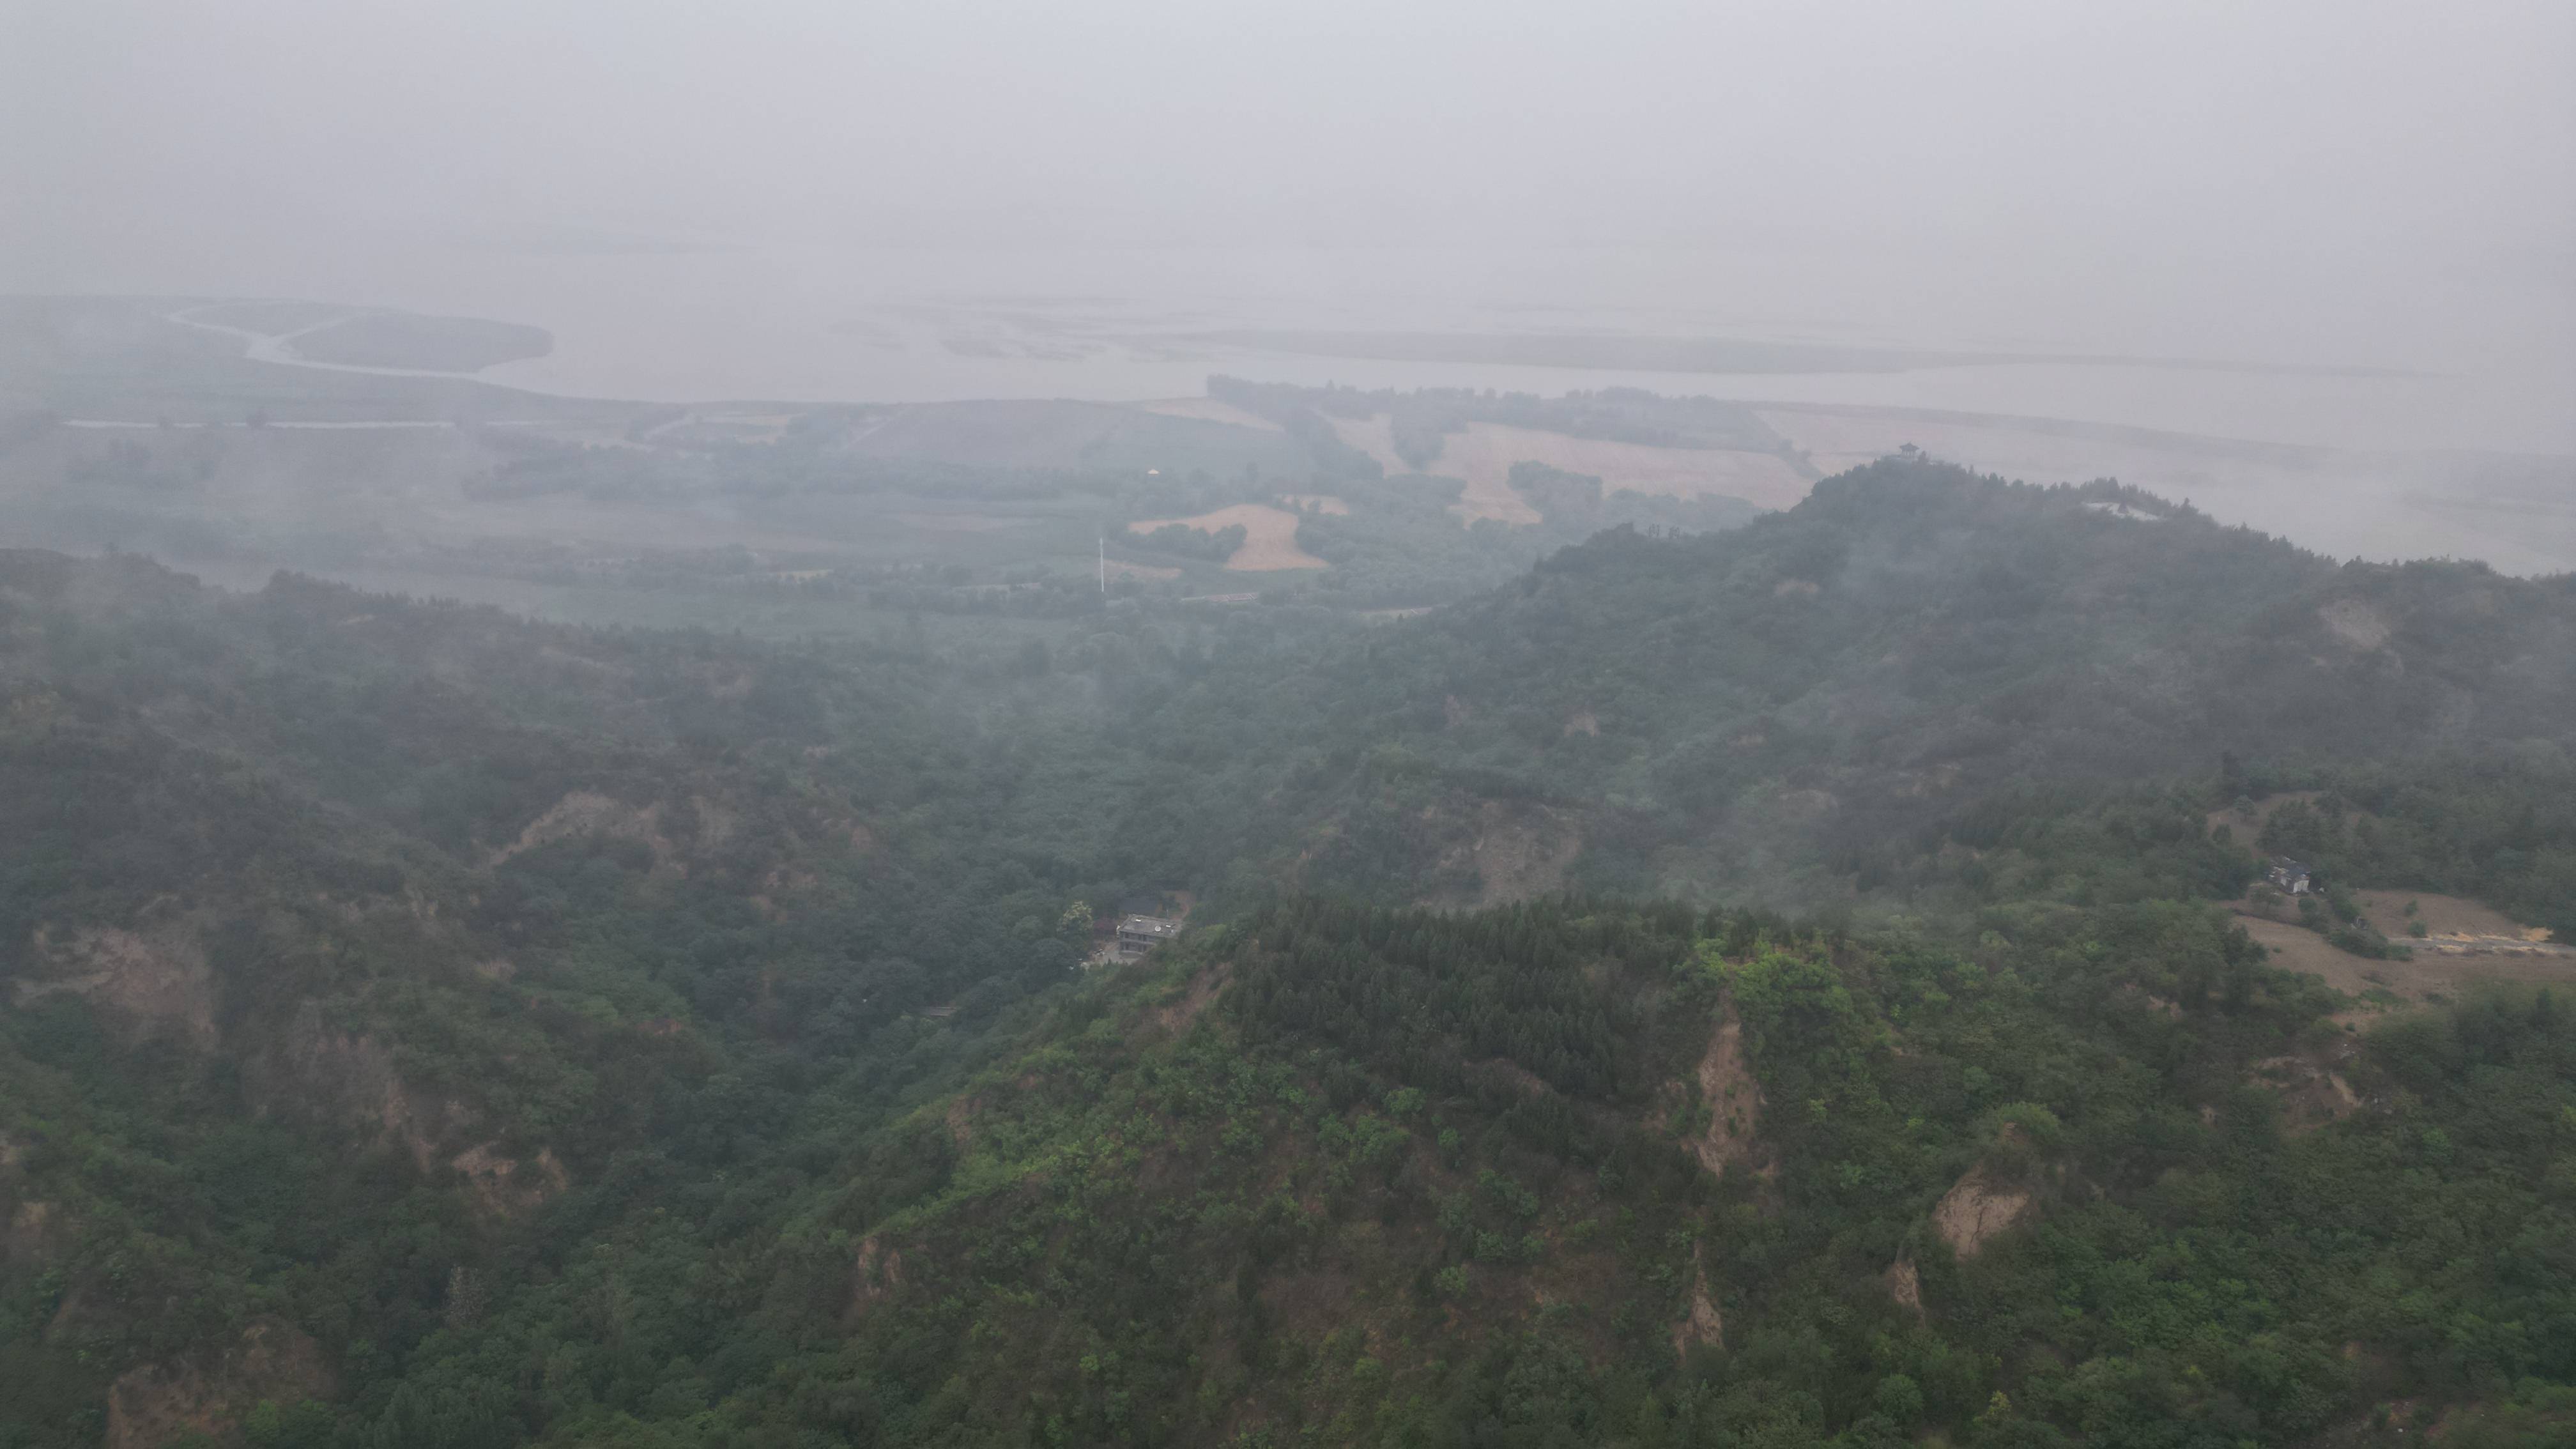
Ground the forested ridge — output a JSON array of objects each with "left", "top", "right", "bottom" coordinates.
[
  {"left": 1, "top": 459, "right": 2572, "bottom": 1447},
  {"left": 793, "top": 901, "right": 2573, "bottom": 1448},
  {"left": 1117, "top": 461, "right": 2576, "bottom": 920}
]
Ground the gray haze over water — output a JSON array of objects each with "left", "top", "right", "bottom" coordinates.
[{"left": 7, "top": 0, "right": 2572, "bottom": 452}]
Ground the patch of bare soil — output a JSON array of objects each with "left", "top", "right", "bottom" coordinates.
[
  {"left": 15, "top": 924, "right": 216, "bottom": 1048},
  {"left": 449, "top": 1144, "right": 571, "bottom": 1217},
  {"left": 1932, "top": 1168, "right": 2033, "bottom": 1259},
  {"left": 847, "top": 1234, "right": 907, "bottom": 1321},
  {"left": 1471, "top": 1056, "right": 1558, "bottom": 1101},
  {"left": 7, "top": 1199, "right": 62, "bottom": 1271},
  {"left": 1128, "top": 503, "right": 1326, "bottom": 571},
  {"left": 264, "top": 1018, "right": 567, "bottom": 1218},
  {"left": 1673, "top": 1244, "right": 1724, "bottom": 1354},
  {"left": 1323, "top": 413, "right": 1583, "bottom": 526},
  {"left": 1685, "top": 1005, "right": 1763, "bottom": 1174},
  {"left": 687, "top": 793, "right": 740, "bottom": 851},
  {"left": 1886, "top": 1255, "right": 1924, "bottom": 1316},
  {"left": 1475, "top": 824, "right": 1583, "bottom": 907},
  {"left": 1422, "top": 801, "right": 1584, "bottom": 908},
  {"left": 488, "top": 790, "right": 680, "bottom": 874},
  {"left": 1151, "top": 962, "right": 1230, "bottom": 1034},
  {"left": 2234, "top": 917, "right": 2394, "bottom": 999},
  {"left": 2352, "top": 889, "right": 2557, "bottom": 945},
  {"left": 2250, "top": 1051, "right": 2364, "bottom": 1135},
  {"left": 1326, "top": 413, "right": 1407, "bottom": 475},
  {"left": 1562, "top": 710, "right": 1599, "bottom": 737},
  {"left": 2319, "top": 597, "right": 2392, "bottom": 650},
  {"left": 106, "top": 1317, "right": 333, "bottom": 1449},
  {"left": 1773, "top": 788, "right": 1838, "bottom": 821},
  {"left": 2234, "top": 913, "right": 2576, "bottom": 1010},
  {"left": 1432, "top": 443, "right": 1544, "bottom": 526},
  {"left": 1133, "top": 397, "right": 1283, "bottom": 431},
  {"left": 753, "top": 862, "right": 820, "bottom": 916}
]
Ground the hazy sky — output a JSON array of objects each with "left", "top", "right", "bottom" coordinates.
[{"left": 6, "top": 0, "right": 2571, "bottom": 374}]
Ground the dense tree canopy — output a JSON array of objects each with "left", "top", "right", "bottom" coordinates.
[{"left": 2, "top": 460, "right": 2571, "bottom": 1447}]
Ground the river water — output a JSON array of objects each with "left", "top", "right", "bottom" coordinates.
[{"left": 178, "top": 243, "right": 2576, "bottom": 456}]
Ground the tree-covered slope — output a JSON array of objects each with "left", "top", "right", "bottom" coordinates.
[
  {"left": 0, "top": 550, "right": 1165, "bottom": 1444},
  {"left": 1119, "top": 461, "right": 2576, "bottom": 909},
  {"left": 1, "top": 456, "right": 2572, "bottom": 1448},
  {"left": 404, "top": 900, "right": 2572, "bottom": 1448}
]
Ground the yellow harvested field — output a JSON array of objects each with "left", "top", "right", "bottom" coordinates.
[
  {"left": 1128, "top": 503, "right": 1325, "bottom": 571},
  {"left": 1103, "top": 559, "right": 1180, "bottom": 581},
  {"left": 1275, "top": 493, "right": 1350, "bottom": 515},
  {"left": 1327, "top": 414, "right": 1407, "bottom": 475},
  {"left": 1421, "top": 427, "right": 1542, "bottom": 526},
  {"left": 1330, "top": 413, "right": 1807, "bottom": 526},
  {"left": 1133, "top": 397, "right": 1282, "bottom": 431},
  {"left": 1436, "top": 423, "right": 1811, "bottom": 516}
]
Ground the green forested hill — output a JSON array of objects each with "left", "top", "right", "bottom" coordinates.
[
  {"left": 747, "top": 901, "right": 2575, "bottom": 1448},
  {"left": 1, "top": 459, "right": 2572, "bottom": 1448},
  {"left": 1117, "top": 461, "right": 2576, "bottom": 918},
  {"left": 0, "top": 549, "right": 1162, "bottom": 1444}
]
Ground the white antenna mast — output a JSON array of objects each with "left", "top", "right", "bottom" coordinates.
[{"left": 1098, "top": 532, "right": 1106, "bottom": 593}]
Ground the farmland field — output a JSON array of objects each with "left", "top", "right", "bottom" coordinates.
[
  {"left": 1134, "top": 396, "right": 1282, "bottom": 431},
  {"left": 1126, "top": 502, "right": 1326, "bottom": 570},
  {"left": 2234, "top": 907, "right": 2573, "bottom": 1015},
  {"left": 1331, "top": 413, "right": 1805, "bottom": 523}
]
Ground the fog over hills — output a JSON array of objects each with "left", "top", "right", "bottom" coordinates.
[
  {"left": 4, "top": 5, "right": 2575, "bottom": 1448},
  {"left": 8, "top": 2, "right": 2571, "bottom": 425},
  {"left": 6, "top": 464, "right": 2576, "bottom": 1445}
]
